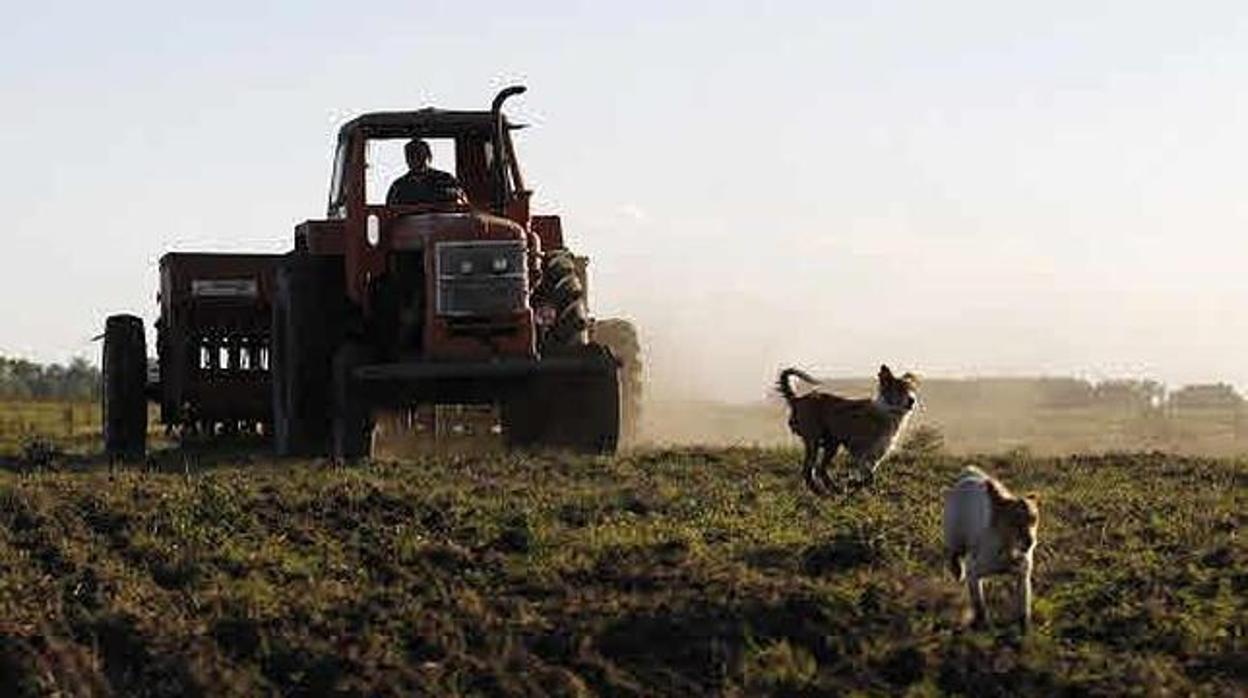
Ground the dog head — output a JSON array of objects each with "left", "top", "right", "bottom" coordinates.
[
  {"left": 986, "top": 479, "right": 1040, "bottom": 560},
  {"left": 876, "top": 364, "right": 920, "bottom": 414}
]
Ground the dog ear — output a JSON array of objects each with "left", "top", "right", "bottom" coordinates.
[
  {"left": 878, "top": 364, "right": 893, "bottom": 380},
  {"left": 901, "top": 371, "right": 920, "bottom": 387}
]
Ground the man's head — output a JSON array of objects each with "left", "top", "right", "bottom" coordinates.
[{"left": 405, "top": 138, "right": 432, "bottom": 171}]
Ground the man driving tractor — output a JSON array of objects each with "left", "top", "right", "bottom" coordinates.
[{"left": 386, "top": 138, "right": 467, "bottom": 205}]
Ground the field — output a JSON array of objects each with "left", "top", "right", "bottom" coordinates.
[
  {"left": 643, "top": 397, "right": 1248, "bottom": 457},
  {"left": 0, "top": 401, "right": 102, "bottom": 455},
  {"left": 0, "top": 401, "right": 168, "bottom": 459},
  {"left": 0, "top": 444, "right": 1243, "bottom": 696}
]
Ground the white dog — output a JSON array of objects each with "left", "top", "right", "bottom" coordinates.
[{"left": 943, "top": 466, "right": 1040, "bottom": 631}]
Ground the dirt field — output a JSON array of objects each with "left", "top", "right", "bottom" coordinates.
[{"left": 0, "top": 445, "right": 1243, "bottom": 696}]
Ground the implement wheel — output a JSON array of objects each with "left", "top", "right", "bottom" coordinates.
[{"left": 102, "top": 314, "right": 148, "bottom": 461}]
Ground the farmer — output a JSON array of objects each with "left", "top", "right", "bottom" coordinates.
[{"left": 387, "top": 138, "right": 466, "bottom": 205}]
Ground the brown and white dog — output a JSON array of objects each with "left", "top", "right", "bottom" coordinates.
[
  {"left": 776, "top": 365, "right": 919, "bottom": 495},
  {"left": 943, "top": 466, "right": 1040, "bottom": 632}
]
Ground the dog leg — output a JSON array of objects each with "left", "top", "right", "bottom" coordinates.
[
  {"left": 864, "top": 461, "right": 878, "bottom": 489},
  {"left": 968, "top": 573, "right": 990, "bottom": 629},
  {"left": 816, "top": 440, "right": 839, "bottom": 493},
  {"left": 802, "top": 439, "right": 826, "bottom": 495},
  {"left": 854, "top": 458, "right": 879, "bottom": 490},
  {"left": 1017, "top": 567, "right": 1033, "bottom": 633}
]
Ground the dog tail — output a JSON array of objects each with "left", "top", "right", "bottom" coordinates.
[{"left": 776, "top": 367, "right": 821, "bottom": 405}]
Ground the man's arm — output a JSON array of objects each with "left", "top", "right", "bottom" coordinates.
[
  {"left": 429, "top": 169, "right": 461, "bottom": 188},
  {"left": 429, "top": 169, "right": 468, "bottom": 203}
]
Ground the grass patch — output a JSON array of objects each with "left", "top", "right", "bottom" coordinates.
[{"left": 0, "top": 447, "right": 1241, "bottom": 695}]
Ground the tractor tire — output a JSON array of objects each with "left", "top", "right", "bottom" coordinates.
[
  {"left": 502, "top": 345, "right": 620, "bottom": 454},
  {"left": 535, "top": 249, "right": 588, "bottom": 351},
  {"left": 332, "top": 342, "right": 374, "bottom": 461},
  {"left": 102, "top": 314, "right": 148, "bottom": 461},
  {"left": 591, "top": 318, "right": 643, "bottom": 445},
  {"left": 271, "top": 255, "right": 341, "bottom": 457}
]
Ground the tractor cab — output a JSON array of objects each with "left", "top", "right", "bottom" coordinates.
[
  {"left": 326, "top": 110, "right": 529, "bottom": 221},
  {"left": 299, "top": 88, "right": 543, "bottom": 363}
]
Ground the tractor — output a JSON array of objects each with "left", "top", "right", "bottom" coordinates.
[{"left": 102, "top": 86, "right": 641, "bottom": 460}]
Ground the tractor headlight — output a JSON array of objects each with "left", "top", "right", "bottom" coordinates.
[{"left": 436, "top": 241, "right": 528, "bottom": 316}]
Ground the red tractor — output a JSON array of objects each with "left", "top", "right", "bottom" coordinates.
[{"left": 102, "top": 86, "right": 641, "bottom": 459}]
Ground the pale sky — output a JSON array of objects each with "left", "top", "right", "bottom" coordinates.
[{"left": 2, "top": 2, "right": 1247, "bottom": 402}]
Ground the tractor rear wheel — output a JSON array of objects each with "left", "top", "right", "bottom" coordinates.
[
  {"left": 272, "top": 255, "right": 340, "bottom": 457},
  {"left": 102, "top": 314, "right": 148, "bottom": 461},
  {"left": 591, "top": 318, "right": 642, "bottom": 445},
  {"left": 535, "top": 249, "right": 588, "bottom": 351}
]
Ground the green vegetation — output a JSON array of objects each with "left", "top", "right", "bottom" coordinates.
[
  {"left": 0, "top": 355, "right": 105, "bottom": 455},
  {"left": 0, "top": 401, "right": 102, "bottom": 455},
  {"left": 0, "top": 446, "right": 1242, "bottom": 695},
  {"left": 0, "top": 401, "right": 166, "bottom": 457},
  {"left": 0, "top": 357, "right": 99, "bottom": 401}
]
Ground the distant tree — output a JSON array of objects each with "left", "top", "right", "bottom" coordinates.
[
  {"left": 64, "top": 357, "right": 98, "bottom": 400},
  {"left": 0, "top": 355, "right": 100, "bottom": 401}
]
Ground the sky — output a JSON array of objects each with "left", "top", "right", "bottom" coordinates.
[{"left": 2, "top": 1, "right": 1247, "bottom": 402}]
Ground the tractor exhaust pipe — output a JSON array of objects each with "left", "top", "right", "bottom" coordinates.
[{"left": 491, "top": 85, "right": 527, "bottom": 215}]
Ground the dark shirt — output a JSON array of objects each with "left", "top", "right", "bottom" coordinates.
[{"left": 386, "top": 169, "right": 465, "bottom": 205}]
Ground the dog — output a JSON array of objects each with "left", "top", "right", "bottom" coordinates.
[
  {"left": 943, "top": 466, "right": 1040, "bottom": 632},
  {"left": 776, "top": 364, "right": 919, "bottom": 495}
]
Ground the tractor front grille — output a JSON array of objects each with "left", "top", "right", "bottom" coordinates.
[{"left": 435, "top": 241, "right": 527, "bottom": 317}]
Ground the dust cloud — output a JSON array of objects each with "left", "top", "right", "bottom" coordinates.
[{"left": 631, "top": 321, "right": 1248, "bottom": 457}]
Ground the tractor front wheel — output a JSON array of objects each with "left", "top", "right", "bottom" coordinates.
[{"left": 535, "top": 249, "right": 588, "bottom": 351}]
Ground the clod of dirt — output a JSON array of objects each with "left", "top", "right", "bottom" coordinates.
[
  {"left": 878, "top": 645, "right": 926, "bottom": 686},
  {"left": 492, "top": 516, "right": 535, "bottom": 554}
]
